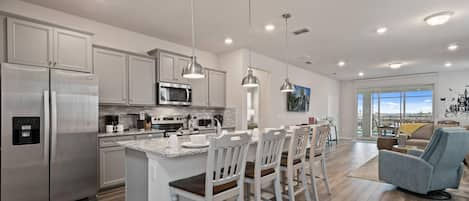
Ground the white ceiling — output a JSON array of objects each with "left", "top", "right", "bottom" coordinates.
[{"left": 22, "top": 0, "right": 469, "bottom": 80}]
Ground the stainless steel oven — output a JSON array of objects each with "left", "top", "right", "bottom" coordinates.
[{"left": 158, "top": 82, "right": 192, "bottom": 105}]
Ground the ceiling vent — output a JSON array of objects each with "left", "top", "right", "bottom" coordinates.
[{"left": 293, "top": 28, "right": 310, "bottom": 35}]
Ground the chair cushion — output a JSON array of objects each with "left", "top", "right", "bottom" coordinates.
[
  {"left": 410, "top": 124, "right": 434, "bottom": 140},
  {"left": 282, "top": 150, "right": 321, "bottom": 160},
  {"left": 280, "top": 157, "right": 302, "bottom": 166},
  {"left": 245, "top": 161, "right": 275, "bottom": 178},
  {"left": 169, "top": 173, "right": 237, "bottom": 196},
  {"left": 406, "top": 139, "right": 430, "bottom": 149}
]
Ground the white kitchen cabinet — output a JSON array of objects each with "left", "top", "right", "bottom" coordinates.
[
  {"left": 7, "top": 17, "right": 92, "bottom": 71},
  {"left": 208, "top": 70, "right": 226, "bottom": 107},
  {"left": 128, "top": 55, "right": 156, "bottom": 105},
  {"left": 157, "top": 51, "right": 190, "bottom": 84},
  {"left": 99, "top": 146, "right": 126, "bottom": 189},
  {"left": 53, "top": 28, "right": 92, "bottom": 72},
  {"left": 7, "top": 18, "right": 53, "bottom": 67},
  {"left": 190, "top": 69, "right": 209, "bottom": 106},
  {"left": 93, "top": 48, "right": 128, "bottom": 104}
]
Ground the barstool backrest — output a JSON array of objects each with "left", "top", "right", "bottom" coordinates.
[
  {"left": 255, "top": 129, "right": 287, "bottom": 174},
  {"left": 205, "top": 132, "right": 250, "bottom": 198},
  {"left": 314, "top": 125, "right": 330, "bottom": 156},
  {"left": 286, "top": 126, "right": 310, "bottom": 165}
]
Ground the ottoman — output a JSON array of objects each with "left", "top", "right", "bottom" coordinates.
[{"left": 377, "top": 136, "right": 398, "bottom": 150}]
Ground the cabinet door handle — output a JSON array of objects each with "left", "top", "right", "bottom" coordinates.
[{"left": 53, "top": 62, "right": 57, "bottom": 66}]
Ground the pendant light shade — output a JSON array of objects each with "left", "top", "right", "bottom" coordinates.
[
  {"left": 241, "top": 0, "right": 259, "bottom": 88},
  {"left": 182, "top": 0, "right": 205, "bottom": 79},
  {"left": 280, "top": 78, "right": 294, "bottom": 92},
  {"left": 182, "top": 56, "right": 205, "bottom": 79},
  {"left": 280, "top": 13, "right": 294, "bottom": 93},
  {"left": 242, "top": 68, "right": 259, "bottom": 88}
]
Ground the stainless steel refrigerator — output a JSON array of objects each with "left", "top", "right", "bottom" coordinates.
[{"left": 1, "top": 63, "right": 98, "bottom": 201}]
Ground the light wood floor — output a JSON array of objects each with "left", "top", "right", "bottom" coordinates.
[{"left": 97, "top": 141, "right": 467, "bottom": 201}]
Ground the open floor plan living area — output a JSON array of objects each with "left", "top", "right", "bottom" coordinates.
[{"left": 1, "top": 0, "right": 469, "bottom": 201}]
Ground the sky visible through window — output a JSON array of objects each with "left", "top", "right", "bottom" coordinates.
[{"left": 375, "top": 90, "right": 432, "bottom": 114}]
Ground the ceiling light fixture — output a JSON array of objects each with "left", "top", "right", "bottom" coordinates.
[
  {"left": 224, "top": 37, "right": 233, "bottom": 45},
  {"left": 265, "top": 24, "right": 275, "bottom": 31},
  {"left": 445, "top": 62, "right": 452, "bottom": 67},
  {"left": 358, "top": 72, "right": 364, "bottom": 77},
  {"left": 376, "top": 27, "right": 388, "bottom": 34},
  {"left": 182, "top": 0, "right": 205, "bottom": 79},
  {"left": 241, "top": 0, "right": 259, "bottom": 88},
  {"left": 280, "top": 13, "right": 294, "bottom": 93},
  {"left": 448, "top": 44, "right": 459, "bottom": 51},
  {"left": 337, "top": 61, "right": 346, "bottom": 67},
  {"left": 389, "top": 62, "right": 404, "bottom": 69},
  {"left": 424, "top": 11, "right": 454, "bottom": 26}
]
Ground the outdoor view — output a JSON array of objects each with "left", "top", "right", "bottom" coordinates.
[{"left": 357, "top": 88, "right": 433, "bottom": 137}]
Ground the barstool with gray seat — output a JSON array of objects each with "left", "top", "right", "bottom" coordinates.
[
  {"left": 169, "top": 132, "right": 250, "bottom": 201},
  {"left": 307, "top": 125, "right": 332, "bottom": 201}
]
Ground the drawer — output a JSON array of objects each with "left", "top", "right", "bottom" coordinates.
[
  {"left": 99, "top": 136, "right": 135, "bottom": 148},
  {"left": 135, "top": 133, "right": 163, "bottom": 140}
]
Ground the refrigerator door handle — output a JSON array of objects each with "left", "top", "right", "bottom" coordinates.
[
  {"left": 51, "top": 91, "right": 57, "bottom": 162},
  {"left": 43, "top": 90, "right": 50, "bottom": 165}
]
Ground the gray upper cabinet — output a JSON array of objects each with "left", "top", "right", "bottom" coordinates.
[
  {"left": 93, "top": 48, "right": 128, "bottom": 104},
  {"left": 128, "top": 55, "right": 156, "bottom": 105},
  {"left": 158, "top": 52, "right": 176, "bottom": 83},
  {"left": 208, "top": 70, "right": 226, "bottom": 107},
  {"left": 190, "top": 69, "right": 209, "bottom": 106},
  {"left": 6, "top": 17, "right": 92, "bottom": 72},
  {"left": 0, "top": 16, "right": 5, "bottom": 63},
  {"left": 53, "top": 28, "right": 92, "bottom": 72},
  {"left": 7, "top": 18, "right": 53, "bottom": 67},
  {"left": 157, "top": 51, "right": 189, "bottom": 84}
]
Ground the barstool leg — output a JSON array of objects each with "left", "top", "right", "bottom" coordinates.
[
  {"left": 287, "top": 170, "right": 296, "bottom": 201},
  {"left": 300, "top": 166, "right": 312, "bottom": 201},
  {"left": 274, "top": 174, "right": 283, "bottom": 201},
  {"left": 309, "top": 162, "right": 319, "bottom": 201},
  {"left": 321, "top": 156, "right": 331, "bottom": 194},
  {"left": 245, "top": 183, "right": 251, "bottom": 200},
  {"left": 254, "top": 179, "right": 262, "bottom": 201}
]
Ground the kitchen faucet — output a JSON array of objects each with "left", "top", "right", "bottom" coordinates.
[{"left": 214, "top": 118, "right": 222, "bottom": 135}]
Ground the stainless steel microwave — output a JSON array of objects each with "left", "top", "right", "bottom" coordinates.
[{"left": 158, "top": 82, "right": 192, "bottom": 105}]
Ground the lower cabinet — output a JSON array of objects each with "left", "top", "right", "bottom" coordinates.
[{"left": 99, "top": 146, "right": 126, "bottom": 189}]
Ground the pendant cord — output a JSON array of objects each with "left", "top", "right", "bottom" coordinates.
[
  {"left": 248, "top": 0, "right": 252, "bottom": 72},
  {"left": 284, "top": 15, "right": 289, "bottom": 79},
  {"left": 191, "top": 0, "right": 195, "bottom": 61}
]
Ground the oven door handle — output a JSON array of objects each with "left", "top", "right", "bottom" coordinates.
[{"left": 186, "top": 88, "right": 190, "bottom": 102}]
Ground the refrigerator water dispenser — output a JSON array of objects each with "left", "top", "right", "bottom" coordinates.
[{"left": 12, "top": 117, "right": 40, "bottom": 145}]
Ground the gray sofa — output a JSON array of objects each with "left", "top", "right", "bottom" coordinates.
[{"left": 379, "top": 128, "right": 469, "bottom": 196}]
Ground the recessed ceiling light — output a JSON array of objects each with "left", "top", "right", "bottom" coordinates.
[
  {"left": 448, "top": 44, "right": 459, "bottom": 51},
  {"left": 389, "top": 62, "right": 404, "bottom": 69},
  {"left": 376, "top": 27, "right": 388, "bottom": 34},
  {"left": 424, "top": 11, "right": 454, "bottom": 26},
  {"left": 224, "top": 37, "right": 233, "bottom": 45},
  {"left": 358, "top": 72, "right": 364, "bottom": 77},
  {"left": 445, "top": 62, "right": 452, "bottom": 67},
  {"left": 337, "top": 61, "right": 346, "bottom": 67},
  {"left": 265, "top": 24, "right": 275, "bottom": 31}
]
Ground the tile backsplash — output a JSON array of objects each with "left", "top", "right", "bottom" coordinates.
[{"left": 99, "top": 105, "right": 236, "bottom": 132}]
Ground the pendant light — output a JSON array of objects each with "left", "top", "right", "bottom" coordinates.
[
  {"left": 241, "top": 0, "right": 259, "bottom": 88},
  {"left": 280, "top": 13, "right": 294, "bottom": 93},
  {"left": 182, "top": 0, "right": 205, "bottom": 79}
]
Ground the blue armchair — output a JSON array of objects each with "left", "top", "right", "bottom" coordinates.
[{"left": 379, "top": 128, "right": 469, "bottom": 197}]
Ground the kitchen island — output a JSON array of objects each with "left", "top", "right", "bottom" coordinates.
[{"left": 119, "top": 125, "right": 325, "bottom": 201}]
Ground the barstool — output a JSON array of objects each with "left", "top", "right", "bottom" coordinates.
[
  {"left": 280, "top": 126, "right": 312, "bottom": 201},
  {"left": 169, "top": 132, "right": 251, "bottom": 201},
  {"left": 307, "top": 125, "right": 332, "bottom": 201},
  {"left": 244, "top": 128, "right": 286, "bottom": 201}
]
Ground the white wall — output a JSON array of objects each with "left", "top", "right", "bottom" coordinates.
[
  {"left": 219, "top": 49, "right": 341, "bottom": 130},
  {"left": 0, "top": 0, "right": 218, "bottom": 68},
  {"left": 340, "top": 71, "right": 469, "bottom": 139}
]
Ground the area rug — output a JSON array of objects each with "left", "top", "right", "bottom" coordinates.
[{"left": 348, "top": 155, "right": 469, "bottom": 198}]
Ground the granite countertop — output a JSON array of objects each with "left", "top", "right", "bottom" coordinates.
[
  {"left": 118, "top": 131, "right": 295, "bottom": 158},
  {"left": 98, "top": 129, "right": 165, "bottom": 138},
  {"left": 117, "top": 135, "right": 218, "bottom": 158}
]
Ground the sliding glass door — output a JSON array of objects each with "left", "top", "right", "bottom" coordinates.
[{"left": 357, "top": 86, "right": 433, "bottom": 137}]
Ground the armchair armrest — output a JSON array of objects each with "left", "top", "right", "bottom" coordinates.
[
  {"left": 407, "top": 149, "right": 424, "bottom": 157},
  {"left": 379, "top": 150, "right": 433, "bottom": 194}
]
